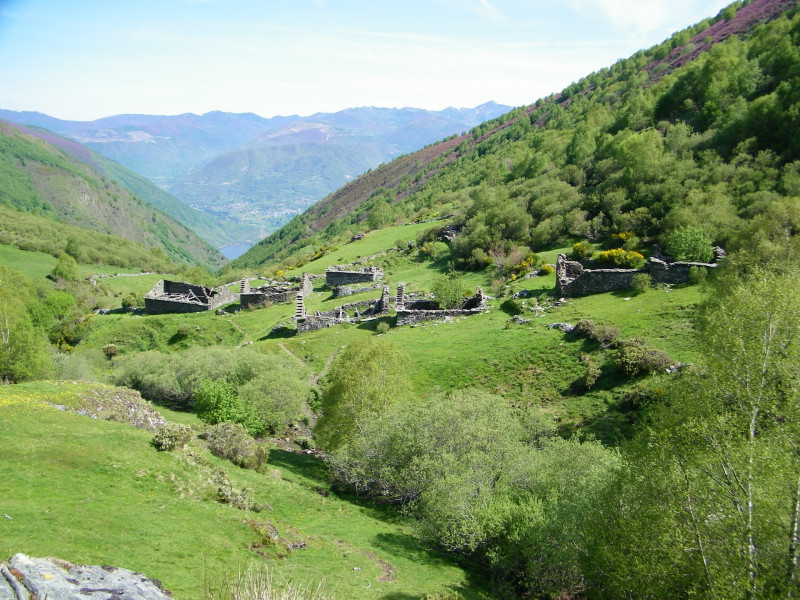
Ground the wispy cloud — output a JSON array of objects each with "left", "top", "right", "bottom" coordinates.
[
  {"left": 436, "top": 0, "right": 506, "bottom": 22},
  {"left": 563, "top": 0, "right": 727, "bottom": 35}
]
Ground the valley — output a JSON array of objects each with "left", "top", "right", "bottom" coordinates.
[{"left": 2, "top": 0, "right": 800, "bottom": 598}]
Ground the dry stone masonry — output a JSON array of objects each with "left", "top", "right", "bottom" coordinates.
[
  {"left": 325, "top": 266, "right": 383, "bottom": 287},
  {"left": 240, "top": 273, "right": 312, "bottom": 308},
  {"left": 395, "top": 285, "right": 487, "bottom": 326},
  {"left": 555, "top": 254, "right": 718, "bottom": 297},
  {"left": 144, "top": 280, "right": 237, "bottom": 314}
]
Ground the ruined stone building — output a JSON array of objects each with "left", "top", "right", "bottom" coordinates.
[
  {"left": 240, "top": 273, "right": 313, "bottom": 309},
  {"left": 395, "top": 283, "right": 487, "bottom": 326},
  {"left": 325, "top": 266, "right": 383, "bottom": 287},
  {"left": 144, "top": 280, "right": 237, "bottom": 314},
  {"left": 294, "top": 285, "right": 392, "bottom": 333},
  {"left": 555, "top": 254, "right": 718, "bottom": 297}
]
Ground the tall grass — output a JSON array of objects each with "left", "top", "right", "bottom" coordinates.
[{"left": 206, "top": 565, "right": 332, "bottom": 600}]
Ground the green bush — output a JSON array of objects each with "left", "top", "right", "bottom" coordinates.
[
  {"left": 194, "top": 379, "right": 254, "bottom": 430},
  {"left": 574, "top": 319, "right": 620, "bottom": 346},
  {"left": 630, "top": 272, "right": 652, "bottom": 294},
  {"left": 152, "top": 423, "right": 194, "bottom": 451},
  {"left": 500, "top": 298, "right": 524, "bottom": 315},
  {"left": 580, "top": 354, "right": 602, "bottom": 390},
  {"left": 571, "top": 240, "right": 595, "bottom": 260},
  {"left": 212, "top": 469, "right": 263, "bottom": 512},
  {"left": 50, "top": 252, "right": 79, "bottom": 281},
  {"left": 689, "top": 265, "right": 708, "bottom": 283},
  {"left": 573, "top": 319, "right": 597, "bottom": 338},
  {"left": 431, "top": 272, "right": 467, "bottom": 309},
  {"left": 615, "top": 337, "right": 673, "bottom": 376},
  {"left": 663, "top": 225, "right": 714, "bottom": 262},
  {"left": 376, "top": 321, "right": 390, "bottom": 334},
  {"left": 203, "top": 422, "right": 269, "bottom": 470},
  {"left": 237, "top": 373, "right": 308, "bottom": 435},
  {"left": 114, "top": 347, "right": 310, "bottom": 422},
  {"left": 121, "top": 291, "right": 144, "bottom": 309}
]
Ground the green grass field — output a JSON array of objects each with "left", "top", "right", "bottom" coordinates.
[{"left": 0, "top": 383, "right": 484, "bottom": 599}]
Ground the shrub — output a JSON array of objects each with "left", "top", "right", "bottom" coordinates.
[
  {"left": 580, "top": 354, "right": 601, "bottom": 390},
  {"left": 540, "top": 263, "right": 555, "bottom": 275},
  {"left": 595, "top": 248, "right": 646, "bottom": 268},
  {"left": 500, "top": 298, "right": 524, "bottom": 315},
  {"left": 121, "top": 291, "right": 144, "bottom": 309},
  {"left": 571, "top": 241, "right": 594, "bottom": 260},
  {"left": 631, "top": 273, "right": 651, "bottom": 294},
  {"left": 573, "top": 319, "right": 597, "bottom": 339},
  {"left": 593, "top": 324, "right": 621, "bottom": 346},
  {"left": 376, "top": 321, "right": 390, "bottom": 335},
  {"left": 203, "top": 422, "right": 269, "bottom": 470},
  {"left": 689, "top": 265, "right": 708, "bottom": 283},
  {"left": 469, "top": 247, "right": 493, "bottom": 270},
  {"left": 194, "top": 379, "right": 252, "bottom": 429},
  {"left": 431, "top": 272, "right": 467, "bottom": 309},
  {"left": 102, "top": 343, "right": 118, "bottom": 359},
  {"left": 238, "top": 373, "right": 308, "bottom": 435},
  {"left": 51, "top": 252, "right": 79, "bottom": 281},
  {"left": 213, "top": 469, "right": 262, "bottom": 512},
  {"left": 615, "top": 337, "right": 672, "bottom": 377},
  {"left": 573, "top": 319, "right": 620, "bottom": 346},
  {"left": 153, "top": 423, "right": 194, "bottom": 451},
  {"left": 663, "top": 225, "right": 713, "bottom": 262}
]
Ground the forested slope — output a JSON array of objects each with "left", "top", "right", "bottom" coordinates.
[
  {"left": 0, "top": 121, "right": 226, "bottom": 268},
  {"left": 235, "top": 0, "right": 800, "bottom": 270}
]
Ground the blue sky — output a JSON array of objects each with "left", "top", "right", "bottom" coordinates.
[{"left": 0, "top": 0, "right": 732, "bottom": 121}]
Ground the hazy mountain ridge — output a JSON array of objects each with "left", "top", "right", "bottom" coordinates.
[
  {"left": 0, "top": 103, "right": 511, "bottom": 246},
  {"left": 0, "top": 120, "right": 226, "bottom": 268}
]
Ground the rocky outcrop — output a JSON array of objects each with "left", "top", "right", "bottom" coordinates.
[{"left": 0, "top": 554, "right": 172, "bottom": 599}]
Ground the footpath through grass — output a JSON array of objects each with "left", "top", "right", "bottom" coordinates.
[{"left": 0, "top": 382, "right": 484, "bottom": 599}]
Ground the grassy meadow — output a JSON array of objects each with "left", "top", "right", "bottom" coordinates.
[{"left": 0, "top": 222, "right": 710, "bottom": 596}]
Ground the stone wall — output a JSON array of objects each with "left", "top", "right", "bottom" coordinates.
[
  {"left": 325, "top": 266, "right": 383, "bottom": 286},
  {"left": 555, "top": 254, "right": 717, "bottom": 297},
  {"left": 396, "top": 307, "right": 484, "bottom": 326},
  {"left": 332, "top": 283, "right": 381, "bottom": 298},
  {"left": 240, "top": 273, "right": 312, "bottom": 308},
  {"left": 395, "top": 286, "right": 487, "bottom": 326},
  {"left": 144, "top": 279, "right": 237, "bottom": 314}
]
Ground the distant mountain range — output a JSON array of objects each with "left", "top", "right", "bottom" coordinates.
[
  {"left": 0, "top": 103, "right": 511, "bottom": 248},
  {"left": 0, "top": 120, "right": 226, "bottom": 268}
]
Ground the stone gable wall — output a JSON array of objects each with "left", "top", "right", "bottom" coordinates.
[
  {"left": 325, "top": 266, "right": 383, "bottom": 286},
  {"left": 144, "top": 279, "right": 237, "bottom": 314},
  {"left": 556, "top": 254, "right": 717, "bottom": 297}
]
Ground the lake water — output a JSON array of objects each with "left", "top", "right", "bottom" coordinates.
[{"left": 220, "top": 243, "right": 252, "bottom": 259}]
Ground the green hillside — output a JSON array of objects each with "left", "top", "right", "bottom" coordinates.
[
  {"left": 235, "top": 0, "right": 800, "bottom": 271},
  {"left": 89, "top": 152, "right": 256, "bottom": 249},
  {"left": 3, "top": 1, "right": 800, "bottom": 598},
  {"left": 169, "top": 137, "right": 386, "bottom": 241},
  {"left": 0, "top": 120, "right": 226, "bottom": 269}
]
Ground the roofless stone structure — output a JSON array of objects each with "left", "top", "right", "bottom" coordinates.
[{"left": 144, "top": 279, "right": 237, "bottom": 314}]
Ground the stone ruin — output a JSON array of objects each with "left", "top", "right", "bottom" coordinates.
[
  {"left": 396, "top": 283, "right": 487, "bottom": 326},
  {"left": 294, "top": 285, "right": 392, "bottom": 333},
  {"left": 240, "top": 272, "right": 313, "bottom": 308},
  {"left": 555, "top": 254, "right": 718, "bottom": 297},
  {"left": 144, "top": 279, "right": 237, "bottom": 314},
  {"left": 325, "top": 266, "right": 383, "bottom": 287}
]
